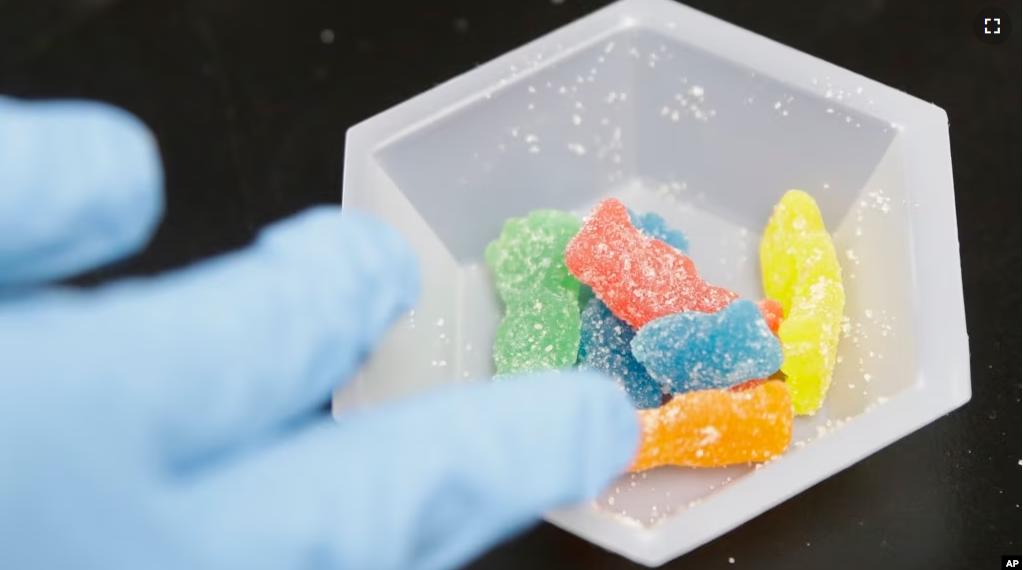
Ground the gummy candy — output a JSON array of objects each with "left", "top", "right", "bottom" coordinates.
[
  {"left": 629, "top": 381, "right": 794, "bottom": 471},
  {"left": 759, "top": 190, "right": 827, "bottom": 312},
  {"left": 760, "top": 190, "right": 845, "bottom": 415},
  {"left": 757, "top": 298, "right": 784, "bottom": 334},
  {"left": 631, "top": 299, "right": 783, "bottom": 393},
  {"left": 565, "top": 198, "right": 738, "bottom": 328},
  {"left": 492, "top": 288, "right": 581, "bottom": 375},
  {"left": 578, "top": 297, "right": 663, "bottom": 409},
  {"left": 729, "top": 378, "right": 769, "bottom": 392},
  {"left": 485, "top": 210, "right": 582, "bottom": 304},
  {"left": 628, "top": 209, "right": 690, "bottom": 253},
  {"left": 576, "top": 207, "right": 688, "bottom": 407},
  {"left": 487, "top": 209, "right": 583, "bottom": 376},
  {"left": 777, "top": 276, "right": 844, "bottom": 414}
]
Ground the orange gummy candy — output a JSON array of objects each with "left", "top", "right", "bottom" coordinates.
[
  {"left": 565, "top": 198, "right": 738, "bottom": 329},
  {"left": 757, "top": 298, "right": 784, "bottom": 334},
  {"left": 629, "top": 381, "right": 794, "bottom": 471}
]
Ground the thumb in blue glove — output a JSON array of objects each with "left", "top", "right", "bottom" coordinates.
[{"left": 0, "top": 96, "right": 640, "bottom": 570}]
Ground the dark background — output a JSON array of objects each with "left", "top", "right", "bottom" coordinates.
[{"left": 1, "top": 0, "right": 1019, "bottom": 568}]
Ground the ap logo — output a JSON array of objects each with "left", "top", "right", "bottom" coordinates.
[{"left": 1004, "top": 556, "right": 1022, "bottom": 568}]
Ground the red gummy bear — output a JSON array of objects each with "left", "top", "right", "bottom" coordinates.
[
  {"left": 729, "top": 378, "right": 769, "bottom": 392},
  {"left": 565, "top": 198, "right": 738, "bottom": 328},
  {"left": 757, "top": 298, "right": 784, "bottom": 334}
]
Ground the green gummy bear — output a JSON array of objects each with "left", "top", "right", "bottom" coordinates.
[
  {"left": 493, "top": 288, "right": 581, "bottom": 376},
  {"left": 484, "top": 210, "right": 582, "bottom": 303}
]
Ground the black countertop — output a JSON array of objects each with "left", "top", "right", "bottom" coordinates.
[{"left": 1, "top": 1, "right": 1019, "bottom": 569}]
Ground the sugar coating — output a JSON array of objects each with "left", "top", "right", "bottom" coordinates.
[
  {"left": 487, "top": 209, "right": 583, "bottom": 376},
  {"left": 631, "top": 299, "right": 783, "bottom": 393},
  {"left": 760, "top": 190, "right": 845, "bottom": 415},
  {"left": 777, "top": 274, "right": 844, "bottom": 414},
  {"left": 578, "top": 297, "right": 664, "bottom": 409},
  {"left": 485, "top": 210, "right": 582, "bottom": 303},
  {"left": 493, "top": 288, "right": 581, "bottom": 375},
  {"left": 759, "top": 190, "right": 827, "bottom": 312},
  {"left": 565, "top": 198, "right": 738, "bottom": 329},
  {"left": 629, "top": 380, "right": 794, "bottom": 470},
  {"left": 628, "top": 208, "right": 690, "bottom": 253}
]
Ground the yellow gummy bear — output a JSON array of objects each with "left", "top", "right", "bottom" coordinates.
[{"left": 760, "top": 190, "right": 845, "bottom": 415}]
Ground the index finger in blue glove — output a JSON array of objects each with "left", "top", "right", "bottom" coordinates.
[
  {"left": 0, "top": 96, "right": 163, "bottom": 286},
  {"left": 0, "top": 207, "right": 419, "bottom": 468},
  {"left": 175, "top": 372, "right": 640, "bottom": 570}
]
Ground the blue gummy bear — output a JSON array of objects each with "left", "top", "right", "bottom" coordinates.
[
  {"left": 578, "top": 297, "right": 664, "bottom": 409},
  {"left": 631, "top": 299, "right": 783, "bottom": 393},
  {"left": 627, "top": 208, "right": 689, "bottom": 253}
]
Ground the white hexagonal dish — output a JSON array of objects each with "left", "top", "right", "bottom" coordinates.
[{"left": 332, "top": 0, "right": 970, "bottom": 566}]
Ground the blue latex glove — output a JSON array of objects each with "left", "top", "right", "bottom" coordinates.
[{"left": 0, "top": 96, "right": 639, "bottom": 570}]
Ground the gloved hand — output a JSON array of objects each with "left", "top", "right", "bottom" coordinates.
[{"left": 0, "top": 96, "right": 639, "bottom": 570}]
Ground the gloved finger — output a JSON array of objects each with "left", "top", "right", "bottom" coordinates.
[
  {"left": 175, "top": 372, "right": 639, "bottom": 570},
  {"left": 0, "top": 207, "right": 419, "bottom": 466},
  {"left": 0, "top": 96, "right": 164, "bottom": 286}
]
